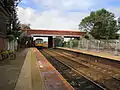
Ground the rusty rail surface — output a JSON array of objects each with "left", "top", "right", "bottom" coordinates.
[
  {"left": 41, "top": 49, "right": 107, "bottom": 90},
  {"left": 41, "top": 48, "right": 120, "bottom": 90}
]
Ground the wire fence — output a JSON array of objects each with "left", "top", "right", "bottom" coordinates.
[{"left": 63, "top": 38, "right": 120, "bottom": 56}]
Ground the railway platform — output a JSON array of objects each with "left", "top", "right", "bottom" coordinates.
[
  {"left": 14, "top": 48, "right": 73, "bottom": 90},
  {"left": 57, "top": 47, "right": 120, "bottom": 62}
]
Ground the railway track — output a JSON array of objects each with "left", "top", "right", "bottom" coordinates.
[
  {"left": 41, "top": 49, "right": 106, "bottom": 90},
  {"left": 54, "top": 49, "right": 120, "bottom": 80},
  {"left": 41, "top": 49, "right": 120, "bottom": 90}
]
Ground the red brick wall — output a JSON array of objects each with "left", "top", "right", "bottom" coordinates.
[
  {"left": 23, "top": 29, "right": 86, "bottom": 36},
  {"left": 0, "top": 38, "right": 4, "bottom": 51}
]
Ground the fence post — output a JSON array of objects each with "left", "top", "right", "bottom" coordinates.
[
  {"left": 89, "top": 40, "right": 91, "bottom": 50},
  {"left": 87, "top": 40, "right": 89, "bottom": 50},
  {"left": 84, "top": 39, "right": 86, "bottom": 50},
  {"left": 81, "top": 39, "right": 83, "bottom": 49},
  {"left": 70, "top": 40, "right": 72, "bottom": 48},
  {"left": 114, "top": 40, "right": 118, "bottom": 56},
  {"left": 119, "top": 40, "right": 120, "bottom": 52},
  {"left": 78, "top": 40, "right": 80, "bottom": 49},
  {"left": 97, "top": 40, "right": 100, "bottom": 52},
  {"left": 93, "top": 40, "right": 95, "bottom": 50},
  {"left": 119, "top": 39, "right": 120, "bottom": 53}
]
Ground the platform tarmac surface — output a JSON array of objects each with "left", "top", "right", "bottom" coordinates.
[
  {"left": 0, "top": 49, "right": 28, "bottom": 90},
  {"left": 58, "top": 47, "right": 120, "bottom": 62}
]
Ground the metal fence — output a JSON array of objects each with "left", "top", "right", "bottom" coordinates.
[{"left": 63, "top": 38, "right": 120, "bottom": 56}]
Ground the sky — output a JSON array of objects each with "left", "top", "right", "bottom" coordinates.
[{"left": 17, "top": 0, "right": 120, "bottom": 31}]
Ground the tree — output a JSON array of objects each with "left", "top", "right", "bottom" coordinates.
[
  {"left": 54, "top": 36, "right": 64, "bottom": 47},
  {"left": 118, "top": 17, "right": 120, "bottom": 23},
  {"left": 79, "top": 9, "right": 120, "bottom": 39},
  {"left": 2, "top": 0, "right": 22, "bottom": 41},
  {"left": 20, "top": 24, "right": 31, "bottom": 29}
]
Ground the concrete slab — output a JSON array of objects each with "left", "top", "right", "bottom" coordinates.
[
  {"left": 14, "top": 50, "right": 32, "bottom": 90},
  {"left": 14, "top": 48, "right": 46, "bottom": 90},
  {"left": 31, "top": 50, "right": 46, "bottom": 90}
]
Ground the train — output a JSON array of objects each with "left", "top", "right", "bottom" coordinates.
[{"left": 34, "top": 38, "right": 48, "bottom": 48}]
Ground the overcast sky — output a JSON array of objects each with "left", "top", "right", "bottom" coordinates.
[{"left": 17, "top": 0, "right": 120, "bottom": 31}]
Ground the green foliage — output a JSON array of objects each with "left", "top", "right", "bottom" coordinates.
[
  {"left": 3, "top": 0, "right": 22, "bottom": 40},
  {"left": 1, "top": 50, "right": 9, "bottom": 55},
  {"left": 84, "top": 35, "right": 89, "bottom": 39},
  {"left": 7, "top": 35, "right": 15, "bottom": 41},
  {"left": 20, "top": 24, "right": 31, "bottom": 29},
  {"left": 79, "top": 9, "right": 120, "bottom": 39},
  {"left": 54, "top": 37, "right": 64, "bottom": 47},
  {"left": 19, "top": 36, "right": 28, "bottom": 45},
  {"left": 63, "top": 39, "right": 79, "bottom": 48}
]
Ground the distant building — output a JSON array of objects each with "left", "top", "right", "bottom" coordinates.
[{"left": 0, "top": 1, "right": 10, "bottom": 51}]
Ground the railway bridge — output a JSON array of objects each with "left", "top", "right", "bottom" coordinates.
[{"left": 21, "top": 29, "right": 86, "bottom": 48}]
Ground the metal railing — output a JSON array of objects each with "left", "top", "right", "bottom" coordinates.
[{"left": 63, "top": 38, "right": 120, "bottom": 56}]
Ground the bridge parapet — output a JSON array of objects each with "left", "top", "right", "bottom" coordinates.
[{"left": 21, "top": 29, "right": 86, "bottom": 37}]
